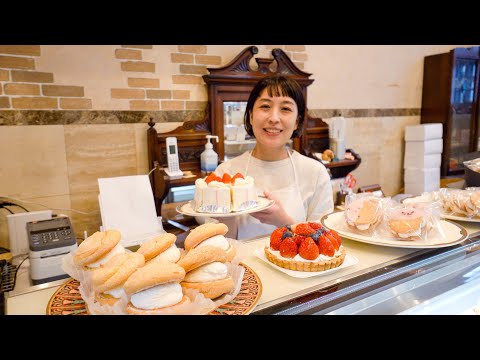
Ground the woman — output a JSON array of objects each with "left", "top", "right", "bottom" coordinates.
[{"left": 215, "top": 74, "right": 333, "bottom": 240}]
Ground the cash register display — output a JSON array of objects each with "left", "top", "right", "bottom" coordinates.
[{"left": 27, "top": 217, "right": 77, "bottom": 252}]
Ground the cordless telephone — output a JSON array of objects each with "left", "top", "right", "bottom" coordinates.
[{"left": 165, "top": 137, "right": 183, "bottom": 179}]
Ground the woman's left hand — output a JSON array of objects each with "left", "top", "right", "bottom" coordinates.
[{"left": 249, "top": 191, "right": 294, "bottom": 228}]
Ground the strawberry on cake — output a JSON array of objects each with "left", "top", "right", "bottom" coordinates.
[
  {"left": 193, "top": 172, "right": 257, "bottom": 213},
  {"left": 264, "top": 222, "right": 346, "bottom": 272}
]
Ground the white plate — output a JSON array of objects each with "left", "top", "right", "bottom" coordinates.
[
  {"left": 253, "top": 247, "right": 359, "bottom": 278},
  {"left": 440, "top": 212, "right": 480, "bottom": 223},
  {"left": 321, "top": 211, "right": 468, "bottom": 249},
  {"left": 176, "top": 197, "right": 275, "bottom": 218}
]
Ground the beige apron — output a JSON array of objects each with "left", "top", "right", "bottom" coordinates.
[{"left": 237, "top": 148, "right": 306, "bottom": 240}]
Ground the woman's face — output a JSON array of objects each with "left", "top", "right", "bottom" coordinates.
[{"left": 250, "top": 88, "right": 298, "bottom": 149}]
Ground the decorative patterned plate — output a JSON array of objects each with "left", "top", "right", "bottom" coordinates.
[{"left": 46, "top": 263, "right": 262, "bottom": 315}]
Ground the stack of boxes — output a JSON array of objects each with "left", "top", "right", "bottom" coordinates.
[{"left": 404, "top": 123, "right": 443, "bottom": 195}]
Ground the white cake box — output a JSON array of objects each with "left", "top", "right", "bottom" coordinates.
[
  {"left": 404, "top": 167, "right": 440, "bottom": 185},
  {"left": 405, "top": 138, "right": 443, "bottom": 155},
  {"left": 405, "top": 123, "right": 443, "bottom": 141},
  {"left": 404, "top": 153, "right": 442, "bottom": 169},
  {"left": 404, "top": 181, "right": 440, "bottom": 196}
]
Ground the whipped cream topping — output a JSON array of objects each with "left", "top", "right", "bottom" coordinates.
[
  {"left": 184, "top": 262, "right": 228, "bottom": 282},
  {"left": 196, "top": 178, "right": 228, "bottom": 189},
  {"left": 130, "top": 282, "right": 183, "bottom": 310},
  {"left": 104, "top": 286, "right": 126, "bottom": 299},
  {"left": 150, "top": 244, "right": 181, "bottom": 263},
  {"left": 195, "top": 178, "right": 207, "bottom": 188},
  {"left": 269, "top": 246, "right": 343, "bottom": 262},
  {"left": 233, "top": 176, "right": 254, "bottom": 187},
  {"left": 87, "top": 243, "right": 125, "bottom": 269},
  {"left": 208, "top": 180, "right": 228, "bottom": 188},
  {"left": 196, "top": 235, "right": 229, "bottom": 251}
]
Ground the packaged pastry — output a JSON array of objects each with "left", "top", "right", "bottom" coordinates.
[
  {"left": 383, "top": 202, "right": 443, "bottom": 242},
  {"left": 344, "top": 193, "right": 385, "bottom": 235}
]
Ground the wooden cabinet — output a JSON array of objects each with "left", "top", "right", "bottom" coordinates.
[
  {"left": 202, "top": 46, "right": 314, "bottom": 162},
  {"left": 202, "top": 46, "right": 361, "bottom": 178},
  {"left": 421, "top": 46, "right": 480, "bottom": 176}
]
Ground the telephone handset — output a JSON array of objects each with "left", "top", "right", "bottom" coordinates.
[{"left": 165, "top": 137, "right": 183, "bottom": 179}]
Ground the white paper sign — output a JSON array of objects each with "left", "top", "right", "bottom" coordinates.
[{"left": 98, "top": 175, "right": 164, "bottom": 247}]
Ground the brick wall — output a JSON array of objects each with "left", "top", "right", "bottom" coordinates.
[
  {"left": 0, "top": 45, "right": 308, "bottom": 111},
  {"left": 0, "top": 45, "right": 92, "bottom": 109}
]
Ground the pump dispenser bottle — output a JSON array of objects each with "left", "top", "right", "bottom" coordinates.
[{"left": 201, "top": 135, "right": 219, "bottom": 175}]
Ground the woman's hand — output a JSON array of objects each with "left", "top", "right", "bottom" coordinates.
[{"left": 249, "top": 191, "right": 294, "bottom": 228}]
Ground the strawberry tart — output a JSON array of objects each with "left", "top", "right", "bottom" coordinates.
[
  {"left": 264, "top": 222, "right": 346, "bottom": 272},
  {"left": 193, "top": 172, "right": 257, "bottom": 213}
]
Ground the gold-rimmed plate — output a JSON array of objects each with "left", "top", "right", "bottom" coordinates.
[
  {"left": 321, "top": 211, "right": 468, "bottom": 249},
  {"left": 440, "top": 212, "right": 480, "bottom": 223}
]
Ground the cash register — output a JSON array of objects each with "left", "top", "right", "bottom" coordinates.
[{"left": 26, "top": 216, "right": 78, "bottom": 285}]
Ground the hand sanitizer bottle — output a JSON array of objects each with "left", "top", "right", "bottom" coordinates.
[{"left": 201, "top": 135, "right": 219, "bottom": 175}]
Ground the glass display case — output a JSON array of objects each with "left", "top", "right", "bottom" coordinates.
[
  {"left": 249, "top": 229, "right": 480, "bottom": 315},
  {"left": 421, "top": 46, "right": 480, "bottom": 176}
]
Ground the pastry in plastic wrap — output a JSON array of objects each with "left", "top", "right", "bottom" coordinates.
[
  {"left": 385, "top": 205, "right": 427, "bottom": 241},
  {"left": 344, "top": 194, "right": 383, "bottom": 232}
]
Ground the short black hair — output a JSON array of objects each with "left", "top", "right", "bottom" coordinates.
[{"left": 244, "top": 74, "right": 306, "bottom": 138}]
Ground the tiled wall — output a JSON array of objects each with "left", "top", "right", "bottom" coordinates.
[{"left": 0, "top": 44, "right": 466, "bottom": 249}]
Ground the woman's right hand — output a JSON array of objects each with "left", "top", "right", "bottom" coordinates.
[{"left": 249, "top": 191, "right": 294, "bottom": 228}]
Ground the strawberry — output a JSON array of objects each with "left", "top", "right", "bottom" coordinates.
[
  {"left": 325, "top": 231, "right": 340, "bottom": 250},
  {"left": 330, "top": 229, "right": 342, "bottom": 246},
  {"left": 222, "top": 173, "right": 232, "bottom": 184},
  {"left": 308, "top": 222, "right": 324, "bottom": 231},
  {"left": 298, "top": 237, "right": 320, "bottom": 260},
  {"left": 294, "top": 234, "right": 305, "bottom": 247},
  {"left": 205, "top": 172, "right": 218, "bottom": 184},
  {"left": 231, "top": 172, "right": 245, "bottom": 184},
  {"left": 270, "top": 227, "right": 286, "bottom": 250},
  {"left": 318, "top": 235, "right": 335, "bottom": 257},
  {"left": 294, "top": 223, "right": 315, "bottom": 236},
  {"left": 279, "top": 237, "right": 297, "bottom": 258}
]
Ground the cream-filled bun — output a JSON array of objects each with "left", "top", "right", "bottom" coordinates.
[
  {"left": 177, "top": 245, "right": 228, "bottom": 273},
  {"left": 184, "top": 223, "right": 235, "bottom": 261},
  {"left": 181, "top": 276, "right": 234, "bottom": 299},
  {"left": 178, "top": 246, "right": 233, "bottom": 299},
  {"left": 73, "top": 230, "right": 124, "bottom": 269},
  {"left": 137, "top": 233, "right": 180, "bottom": 263},
  {"left": 91, "top": 252, "right": 145, "bottom": 305},
  {"left": 124, "top": 262, "right": 189, "bottom": 314}
]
